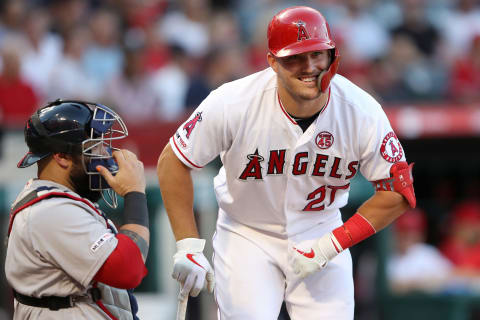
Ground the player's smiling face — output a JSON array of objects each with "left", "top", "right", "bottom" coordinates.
[{"left": 268, "top": 50, "right": 330, "bottom": 100}]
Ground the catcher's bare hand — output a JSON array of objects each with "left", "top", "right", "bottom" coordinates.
[{"left": 96, "top": 149, "right": 146, "bottom": 196}]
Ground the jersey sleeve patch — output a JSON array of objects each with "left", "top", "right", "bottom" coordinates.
[
  {"left": 91, "top": 232, "right": 115, "bottom": 253},
  {"left": 380, "top": 131, "right": 403, "bottom": 163},
  {"left": 174, "top": 131, "right": 188, "bottom": 149},
  {"left": 170, "top": 137, "right": 203, "bottom": 169},
  {"left": 183, "top": 111, "right": 203, "bottom": 139}
]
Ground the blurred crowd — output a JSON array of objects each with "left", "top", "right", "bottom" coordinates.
[
  {"left": 0, "top": 0, "right": 480, "bottom": 130},
  {"left": 388, "top": 203, "right": 480, "bottom": 295}
]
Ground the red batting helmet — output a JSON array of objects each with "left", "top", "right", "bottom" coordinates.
[{"left": 267, "top": 6, "right": 340, "bottom": 92}]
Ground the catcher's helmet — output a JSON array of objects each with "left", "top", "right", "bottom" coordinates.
[
  {"left": 267, "top": 6, "right": 340, "bottom": 91},
  {"left": 18, "top": 99, "right": 128, "bottom": 207}
]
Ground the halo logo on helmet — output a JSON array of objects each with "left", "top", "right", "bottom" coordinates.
[
  {"left": 295, "top": 20, "right": 310, "bottom": 41},
  {"left": 267, "top": 6, "right": 340, "bottom": 92},
  {"left": 18, "top": 99, "right": 128, "bottom": 208}
]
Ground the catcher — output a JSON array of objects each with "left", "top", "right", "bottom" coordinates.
[{"left": 5, "top": 100, "right": 149, "bottom": 319}]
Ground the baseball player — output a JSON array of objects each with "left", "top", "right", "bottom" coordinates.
[
  {"left": 157, "top": 6, "right": 415, "bottom": 320},
  {"left": 5, "top": 100, "right": 149, "bottom": 319}
]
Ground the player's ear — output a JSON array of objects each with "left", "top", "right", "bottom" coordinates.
[
  {"left": 52, "top": 153, "right": 73, "bottom": 169},
  {"left": 267, "top": 52, "right": 278, "bottom": 72}
]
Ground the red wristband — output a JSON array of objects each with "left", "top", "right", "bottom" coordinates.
[{"left": 332, "top": 213, "right": 376, "bottom": 251}]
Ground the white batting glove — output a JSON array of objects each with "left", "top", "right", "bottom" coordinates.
[
  {"left": 172, "top": 238, "right": 215, "bottom": 299},
  {"left": 290, "top": 232, "right": 342, "bottom": 278}
]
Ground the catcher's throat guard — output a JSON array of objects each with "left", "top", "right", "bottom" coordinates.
[{"left": 372, "top": 161, "right": 416, "bottom": 208}]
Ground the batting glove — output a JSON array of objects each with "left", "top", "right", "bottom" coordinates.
[
  {"left": 172, "top": 238, "right": 215, "bottom": 299},
  {"left": 290, "top": 232, "right": 341, "bottom": 278}
]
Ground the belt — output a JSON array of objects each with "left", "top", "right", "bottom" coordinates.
[{"left": 13, "top": 288, "right": 101, "bottom": 311}]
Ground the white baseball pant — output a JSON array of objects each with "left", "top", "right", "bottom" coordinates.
[{"left": 212, "top": 212, "right": 354, "bottom": 320}]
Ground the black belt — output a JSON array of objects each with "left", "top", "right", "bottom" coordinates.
[{"left": 13, "top": 288, "right": 101, "bottom": 311}]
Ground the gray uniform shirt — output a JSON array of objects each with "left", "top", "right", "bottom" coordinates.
[{"left": 5, "top": 179, "right": 119, "bottom": 319}]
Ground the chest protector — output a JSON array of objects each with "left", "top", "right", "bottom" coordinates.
[{"left": 8, "top": 185, "right": 138, "bottom": 320}]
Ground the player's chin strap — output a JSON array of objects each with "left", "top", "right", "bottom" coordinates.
[{"left": 372, "top": 161, "right": 416, "bottom": 208}]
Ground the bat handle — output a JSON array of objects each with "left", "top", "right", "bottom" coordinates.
[{"left": 176, "top": 295, "right": 188, "bottom": 320}]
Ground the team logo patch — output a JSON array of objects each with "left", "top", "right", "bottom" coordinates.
[
  {"left": 315, "top": 131, "right": 334, "bottom": 149},
  {"left": 380, "top": 132, "right": 403, "bottom": 163},
  {"left": 239, "top": 149, "right": 265, "bottom": 180},
  {"left": 295, "top": 20, "right": 310, "bottom": 41},
  {"left": 183, "top": 112, "right": 202, "bottom": 139},
  {"left": 91, "top": 232, "right": 114, "bottom": 253}
]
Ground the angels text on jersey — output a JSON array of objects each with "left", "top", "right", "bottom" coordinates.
[{"left": 238, "top": 148, "right": 359, "bottom": 212}]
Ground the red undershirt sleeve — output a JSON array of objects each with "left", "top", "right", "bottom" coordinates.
[{"left": 93, "top": 234, "right": 148, "bottom": 289}]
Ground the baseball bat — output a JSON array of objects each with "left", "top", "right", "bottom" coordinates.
[{"left": 176, "top": 295, "right": 188, "bottom": 320}]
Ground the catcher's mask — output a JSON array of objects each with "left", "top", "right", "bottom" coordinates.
[{"left": 18, "top": 99, "right": 128, "bottom": 208}]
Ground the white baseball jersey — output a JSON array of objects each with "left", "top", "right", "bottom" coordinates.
[
  {"left": 5, "top": 179, "right": 130, "bottom": 319},
  {"left": 170, "top": 68, "right": 405, "bottom": 237}
]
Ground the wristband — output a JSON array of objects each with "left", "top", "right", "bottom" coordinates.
[
  {"left": 123, "top": 192, "right": 149, "bottom": 228},
  {"left": 176, "top": 238, "right": 205, "bottom": 252},
  {"left": 331, "top": 213, "right": 376, "bottom": 252}
]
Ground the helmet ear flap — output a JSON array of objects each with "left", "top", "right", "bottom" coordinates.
[
  {"left": 317, "top": 48, "right": 340, "bottom": 92},
  {"left": 317, "top": 69, "right": 328, "bottom": 93}
]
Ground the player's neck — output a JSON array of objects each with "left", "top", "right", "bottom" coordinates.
[
  {"left": 38, "top": 160, "right": 76, "bottom": 192},
  {"left": 278, "top": 87, "right": 328, "bottom": 118}
]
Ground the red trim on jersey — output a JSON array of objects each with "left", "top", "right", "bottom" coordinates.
[
  {"left": 96, "top": 300, "right": 118, "bottom": 320},
  {"left": 320, "top": 87, "right": 331, "bottom": 114},
  {"left": 172, "top": 137, "right": 202, "bottom": 169},
  {"left": 277, "top": 93, "right": 297, "bottom": 125},
  {"left": 93, "top": 234, "right": 147, "bottom": 289},
  {"left": 332, "top": 213, "right": 376, "bottom": 250},
  {"left": 277, "top": 87, "right": 331, "bottom": 124},
  {"left": 8, "top": 192, "right": 103, "bottom": 236},
  {"left": 92, "top": 283, "right": 119, "bottom": 320}
]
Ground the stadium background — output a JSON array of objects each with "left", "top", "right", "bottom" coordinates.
[{"left": 0, "top": 0, "right": 480, "bottom": 319}]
